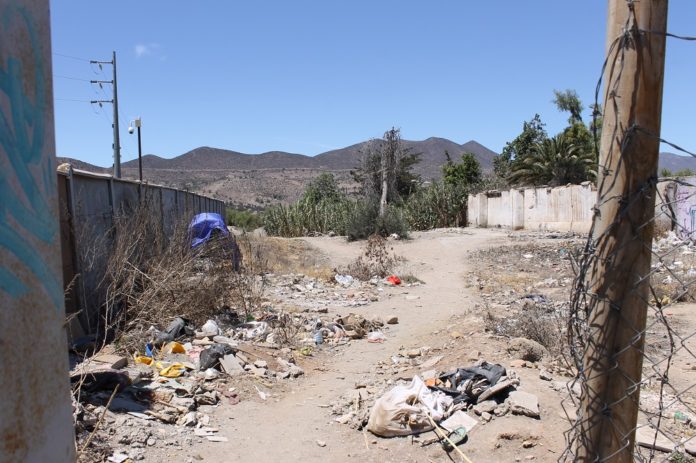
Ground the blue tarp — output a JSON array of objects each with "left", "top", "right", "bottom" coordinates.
[{"left": 189, "top": 213, "right": 229, "bottom": 248}]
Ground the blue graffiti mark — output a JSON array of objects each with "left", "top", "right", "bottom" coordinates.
[{"left": 0, "top": 4, "right": 63, "bottom": 311}]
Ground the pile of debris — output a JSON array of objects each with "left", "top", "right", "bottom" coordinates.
[{"left": 332, "top": 359, "right": 542, "bottom": 452}]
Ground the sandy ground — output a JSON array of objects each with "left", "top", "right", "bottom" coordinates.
[{"left": 144, "top": 228, "right": 578, "bottom": 463}]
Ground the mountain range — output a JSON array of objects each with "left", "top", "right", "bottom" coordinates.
[{"left": 58, "top": 137, "right": 696, "bottom": 209}]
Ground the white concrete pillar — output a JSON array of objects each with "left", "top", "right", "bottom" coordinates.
[
  {"left": 477, "top": 193, "right": 488, "bottom": 228},
  {"left": 511, "top": 188, "right": 525, "bottom": 230},
  {"left": 0, "top": 1, "right": 76, "bottom": 461}
]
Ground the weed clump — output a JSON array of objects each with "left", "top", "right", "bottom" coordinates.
[{"left": 342, "top": 235, "right": 403, "bottom": 280}]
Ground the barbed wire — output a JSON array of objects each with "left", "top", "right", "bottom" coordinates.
[{"left": 562, "top": 2, "right": 696, "bottom": 461}]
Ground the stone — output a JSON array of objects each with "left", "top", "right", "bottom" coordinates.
[
  {"left": 481, "top": 412, "right": 492, "bottom": 422},
  {"left": 507, "top": 391, "right": 540, "bottom": 418},
  {"left": 494, "top": 402, "right": 510, "bottom": 417},
  {"left": 288, "top": 365, "right": 304, "bottom": 378},
  {"left": 510, "top": 359, "right": 527, "bottom": 368},
  {"left": 248, "top": 366, "right": 267, "bottom": 377},
  {"left": 206, "top": 436, "right": 229, "bottom": 442},
  {"left": 635, "top": 426, "right": 675, "bottom": 453},
  {"left": 473, "top": 400, "right": 498, "bottom": 415},
  {"left": 539, "top": 369, "right": 553, "bottom": 381},
  {"left": 386, "top": 316, "right": 399, "bottom": 325},
  {"left": 93, "top": 354, "right": 128, "bottom": 370},
  {"left": 420, "top": 355, "right": 443, "bottom": 369},
  {"left": 522, "top": 440, "right": 536, "bottom": 448},
  {"left": 477, "top": 378, "right": 519, "bottom": 403},
  {"left": 406, "top": 350, "right": 421, "bottom": 359},
  {"left": 212, "top": 336, "right": 238, "bottom": 347},
  {"left": 254, "top": 360, "right": 268, "bottom": 369},
  {"left": 506, "top": 338, "right": 547, "bottom": 362},
  {"left": 421, "top": 369, "right": 437, "bottom": 381},
  {"left": 219, "top": 354, "right": 245, "bottom": 377},
  {"left": 440, "top": 411, "right": 478, "bottom": 433},
  {"left": 316, "top": 440, "right": 327, "bottom": 447},
  {"left": 146, "top": 437, "right": 156, "bottom": 446}
]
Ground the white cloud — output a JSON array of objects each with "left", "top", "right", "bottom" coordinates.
[{"left": 134, "top": 43, "right": 160, "bottom": 58}]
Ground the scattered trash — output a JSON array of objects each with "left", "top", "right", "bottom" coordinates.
[
  {"left": 367, "top": 331, "right": 386, "bottom": 343},
  {"left": 155, "top": 317, "right": 194, "bottom": 344},
  {"left": 255, "top": 386, "right": 268, "bottom": 401},
  {"left": 386, "top": 275, "right": 402, "bottom": 286},
  {"left": 367, "top": 376, "right": 452, "bottom": 437},
  {"left": 431, "top": 362, "right": 507, "bottom": 404},
  {"left": 201, "top": 319, "right": 222, "bottom": 337},
  {"left": 162, "top": 341, "right": 186, "bottom": 355},
  {"left": 159, "top": 363, "right": 186, "bottom": 378},
  {"left": 199, "top": 344, "right": 236, "bottom": 371},
  {"left": 335, "top": 274, "right": 354, "bottom": 287}
]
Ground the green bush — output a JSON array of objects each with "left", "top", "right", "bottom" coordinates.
[
  {"left": 405, "top": 181, "right": 468, "bottom": 230},
  {"left": 226, "top": 209, "right": 263, "bottom": 231},
  {"left": 264, "top": 197, "right": 355, "bottom": 237},
  {"left": 346, "top": 199, "right": 409, "bottom": 241}
]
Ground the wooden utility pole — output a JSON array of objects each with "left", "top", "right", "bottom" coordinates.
[{"left": 577, "top": 0, "right": 668, "bottom": 461}]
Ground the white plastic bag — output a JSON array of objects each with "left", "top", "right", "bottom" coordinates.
[{"left": 367, "top": 376, "right": 452, "bottom": 437}]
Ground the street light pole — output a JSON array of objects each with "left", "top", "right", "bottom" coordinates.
[{"left": 135, "top": 117, "right": 143, "bottom": 183}]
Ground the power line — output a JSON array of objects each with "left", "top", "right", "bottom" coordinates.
[
  {"left": 53, "top": 52, "right": 91, "bottom": 62},
  {"left": 54, "top": 74, "right": 92, "bottom": 82},
  {"left": 55, "top": 98, "right": 92, "bottom": 102}
]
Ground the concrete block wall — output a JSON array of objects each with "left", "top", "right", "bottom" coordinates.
[{"left": 468, "top": 182, "right": 596, "bottom": 233}]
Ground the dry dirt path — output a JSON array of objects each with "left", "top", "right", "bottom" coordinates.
[{"left": 174, "top": 228, "right": 509, "bottom": 463}]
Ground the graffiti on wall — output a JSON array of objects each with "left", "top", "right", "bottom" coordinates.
[
  {"left": 0, "top": 2, "right": 62, "bottom": 311},
  {"left": 674, "top": 180, "right": 696, "bottom": 241}
]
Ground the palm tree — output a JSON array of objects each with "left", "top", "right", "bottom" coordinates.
[{"left": 509, "top": 134, "right": 596, "bottom": 186}]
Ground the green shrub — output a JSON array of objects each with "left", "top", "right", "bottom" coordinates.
[
  {"left": 264, "top": 197, "right": 355, "bottom": 237},
  {"left": 405, "top": 181, "right": 468, "bottom": 230},
  {"left": 226, "top": 209, "right": 263, "bottom": 231},
  {"left": 346, "top": 199, "right": 409, "bottom": 241}
]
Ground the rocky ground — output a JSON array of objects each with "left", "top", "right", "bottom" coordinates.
[{"left": 73, "top": 228, "right": 696, "bottom": 463}]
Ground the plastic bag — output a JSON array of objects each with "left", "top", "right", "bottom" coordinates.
[
  {"left": 162, "top": 341, "right": 186, "bottom": 354},
  {"left": 199, "top": 344, "right": 236, "bottom": 370},
  {"left": 386, "top": 275, "right": 401, "bottom": 285},
  {"left": 367, "top": 376, "right": 452, "bottom": 437},
  {"left": 334, "top": 274, "right": 354, "bottom": 287},
  {"left": 159, "top": 363, "right": 185, "bottom": 378}
]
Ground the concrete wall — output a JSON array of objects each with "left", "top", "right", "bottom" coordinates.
[
  {"left": 468, "top": 183, "right": 596, "bottom": 233},
  {"left": 57, "top": 167, "right": 226, "bottom": 339},
  {"left": 0, "top": 1, "right": 76, "bottom": 460}
]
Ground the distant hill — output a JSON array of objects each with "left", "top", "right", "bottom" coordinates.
[
  {"left": 658, "top": 152, "right": 696, "bottom": 173},
  {"left": 58, "top": 137, "right": 500, "bottom": 208},
  {"left": 113, "top": 137, "right": 497, "bottom": 180}
]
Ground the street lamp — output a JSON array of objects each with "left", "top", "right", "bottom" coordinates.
[{"left": 128, "top": 117, "right": 143, "bottom": 183}]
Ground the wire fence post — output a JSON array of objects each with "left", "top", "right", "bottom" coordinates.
[{"left": 575, "top": 0, "right": 668, "bottom": 460}]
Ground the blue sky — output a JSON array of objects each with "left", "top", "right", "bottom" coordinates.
[{"left": 51, "top": 1, "right": 696, "bottom": 167}]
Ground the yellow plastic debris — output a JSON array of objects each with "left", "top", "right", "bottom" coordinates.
[
  {"left": 159, "top": 363, "right": 185, "bottom": 378},
  {"left": 162, "top": 341, "right": 186, "bottom": 354},
  {"left": 133, "top": 354, "right": 153, "bottom": 366}
]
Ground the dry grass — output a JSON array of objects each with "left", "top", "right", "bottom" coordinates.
[
  {"left": 484, "top": 300, "right": 563, "bottom": 355},
  {"left": 342, "top": 235, "right": 403, "bottom": 280},
  {"left": 96, "top": 198, "right": 244, "bottom": 352}
]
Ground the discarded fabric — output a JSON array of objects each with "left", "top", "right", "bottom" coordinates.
[
  {"left": 431, "top": 362, "right": 507, "bottom": 404},
  {"left": 367, "top": 376, "right": 452, "bottom": 437}
]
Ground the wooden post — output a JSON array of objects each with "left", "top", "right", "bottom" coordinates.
[{"left": 577, "top": 0, "right": 668, "bottom": 461}]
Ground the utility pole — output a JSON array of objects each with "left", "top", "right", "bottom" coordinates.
[
  {"left": 90, "top": 51, "right": 121, "bottom": 178},
  {"left": 576, "top": 1, "right": 668, "bottom": 461}
]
